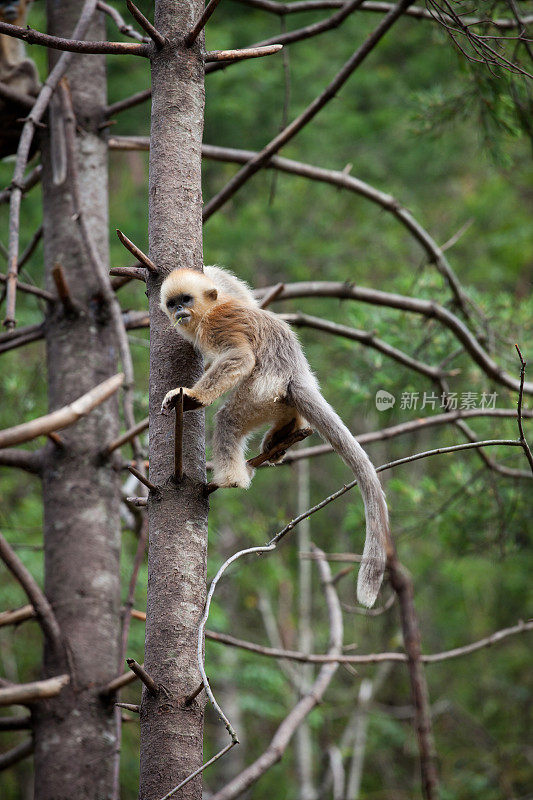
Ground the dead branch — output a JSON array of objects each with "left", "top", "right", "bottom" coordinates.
[
  {"left": 0, "top": 373, "right": 124, "bottom": 448},
  {"left": 0, "top": 273, "right": 53, "bottom": 303},
  {"left": 0, "top": 532, "right": 64, "bottom": 657},
  {"left": 116, "top": 229, "right": 157, "bottom": 273},
  {"left": 0, "top": 715, "right": 31, "bottom": 730},
  {"left": 0, "top": 604, "right": 35, "bottom": 627},
  {"left": 51, "top": 263, "right": 79, "bottom": 316},
  {"left": 185, "top": 0, "right": 224, "bottom": 46},
  {"left": 97, "top": 0, "right": 150, "bottom": 42},
  {"left": 233, "top": 0, "right": 533, "bottom": 28},
  {"left": 0, "top": 739, "right": 33, "bottom": 770},
  {"left": 115, "top": 702, "right": 140, "bottom": 713},
  {"left": 109, "top": 265, "right": 147, "bottom": 281},
  {"left": 105, "top": 88, "right": 152, "bottom": 118},
  {"left": 59, "top": 82, "right": 138, "bottom": 447},
  {"left": 254, "top": 282, "right": 533, "bottom": 395},
  {"left": 126, "top": 658, "right": 158, "bottom": 695},
  {"left": 0, "top": 19, "right": 151, "bottom": 56},
  {"left": 105, "top": 417, "right": 149, "bottom": 455},
  {"left": 280, "top": 312, "right": 446, "bottom": 380},
  {"left": 202, "top": 0, "right": 415, "bottom": 220},
  {"left": 208, "top": 545, "right": 343, "bottom": 800},
  {"left": 515, "top": 345, "right": 533, "bottom": 474},
  {"left": 258, "top": 282, "right": 284, "bottom": 309},
  {"left": 127, "top": 465, "right": 157, "bottom": 494},
  {"left": 0, "top": 675, "right": 70, "bottom": 706},
  {"left": 205, "top": 44, "right": 283, "bottom": 62},
  {"left": 388, "top": 548, "right": 438, "bottom": 799},
  {"left": 126, "top": 0, "right": 166, "bottom": 48},
  {"left": 4, "top": 0, "right": 97, "bottom": 329},
  {"left": 0, "top": 164, "right": 41, "bottom": 205},
  {"left": 0, "top": 448, "right": 43, "bottom": 474}
]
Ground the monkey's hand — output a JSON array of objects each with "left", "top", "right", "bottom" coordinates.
[{"left": 161, "top": 387, "right": 205, "bottom": 414}]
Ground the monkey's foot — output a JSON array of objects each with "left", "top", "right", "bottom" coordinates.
[
  {"left": 212, "top": 463, "right": 254, "bottom": 489},
  {"left": 161, "top": 387, "right": 204, "bottom": 414},
  {"left": 250, "top": 427, "right": 314, "bottom": 468}
]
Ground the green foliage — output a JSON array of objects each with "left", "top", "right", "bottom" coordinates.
[{"left": 1, "top": 1, "right": 532, "bottom": 798}]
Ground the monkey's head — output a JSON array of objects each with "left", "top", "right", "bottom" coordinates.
[{"left": 160, "top": 269, "right": 218, "bottom": 332}]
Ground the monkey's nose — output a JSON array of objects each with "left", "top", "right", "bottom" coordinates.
[{"left": 173, "top": 308, "right": 191, "bottom": 323}]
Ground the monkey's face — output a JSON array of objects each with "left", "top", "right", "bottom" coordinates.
[
  {"left": 0, "top": 1, "right": 26, "bottom": 23},
  {"left": 160, "top": 269, "right": 218, "bottom": 333}
]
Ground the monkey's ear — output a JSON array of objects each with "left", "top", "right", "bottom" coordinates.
[{"left": 204, "top": 288, "right": 218, "bottom": 302}]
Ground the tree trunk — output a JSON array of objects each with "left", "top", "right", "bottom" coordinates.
[
  {"left": 32, "top": 2, "right": 122, "bottom": 799},
  {"left": 139, "top": 1, "right": 208, "bottom": 798}
]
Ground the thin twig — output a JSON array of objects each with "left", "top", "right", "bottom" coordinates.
[
  {"left": 0, "top": 273, "right": 53, "bottom": 302},
  {"left": 105, "top": 88, "right": 152, "bottom": 118},
  {"left": 515, "top": 345, "right": 533, "bottom": 474},
  {"left": 184, "top": 681, "right": 205, "bottom": 706},
  {"left": 97, "top": 0, "right": 150, "bottom": 43},
  {"left": 158, "top": 743, "right": 237, "bottom": 800},
  {"left": 202, "top": 0, "right": 415, "bottom": 220},
  {"left": 126, "top": 658, "right": 158, "bottom": 695},
  {"left": 207, "top": 546, "right": 343, "bottom": 800},
  {"left": 0, "top": 164, "right": 41, "bottom": 206},
  {"left": 0, "top": 715, "right": 32, "bottom": 730},
  {"left": 126, "top": 0, "right": 166, "bottom": 48},
  {"left": 0, "top": 532, "right": 64, "bottom": 657},
  {"left": 105, "top": 417, "right": 149, "bottom": 455},
  {"left": 0, "top": 373, "right": 124, "bottom": 448},
  {"left": 109, "top": 265, "right": 147, "bottom": 281},
  {"left": 0, "top": 739, "right": 33, "bottom": 770},
  {"left": 258, "top": 282, "right": 284, "bottom": 309},
  {"left": 116, "top": 230, "right": 157, "bottom": 273},
  {"left": 185, "top": 0, "right": 223, "bottom": 46},
  {"left": 115, "top": 702, "right": 140, "bottom": 712},
  {"left": 127, "top": 465, "right": 158, "bottom": 494}
]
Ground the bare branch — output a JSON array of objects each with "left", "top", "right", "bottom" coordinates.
[
  {"left": 115, "top": 702, "right": 140, "bottom": 712},
  {"left": 208, "top": 546, "right": 343, "bottom": 800},
  {"left": 0, "top": 604, "right": 35, "bottom": 627},
  {"left": 281, "top": 312, "right": 446, "bottom": 380},
  {"left": 205, "top": 44, "right": 283, "bottom": 62},
  {"left": 51, "top": 263, "right": 79, "bottom": 316},
  {"left": 233, "top": 0, "right": 533, "bottom": 28},
  {"left": 105, "top": 417, "right": 149, "bottom": 455},
  {"left": 0, "top": 739, "right": 33, "bottom": 770},
  {"left": 126, "top": 658, "right": 158, "bottom": 695},
  {"left": 127, "top": 465, "right": 158, "bottom": 494},
  {"left": 258, "top": 282, "right": 284, "bottom": 309},
  {"left": 0, "top": 448, "right": 43, "bottom": 474},
  {"left": 109, "top": 265, "right": 147, "bottom": 281},
  {"left": 0, "top": 19, "right": 150, "bottom": 56},
  {"left": 0, "top": 373, "right": 124, "bottom": 448},
  {"left": 97, "top": 0, "right": 149, "bottom": 42},
  {"left": 126, "top": 0, "right": 166, "bottom": 48},
  {"left": 105, "top": 88, "right": 152, "bottom": 118},
  {"left": 202, "top": 0, "right": 415, "bottom": 220},
  {"left": 116, "top": 230, "right": 157, "bottom": 273},
  {"left": 254, "top": 282, "right": 533, "bottom": 395},
  {"left": 0, "top": 272, "right": 53, "bottom": 303},
  {"left": 0, "top": 715, "right": 32, "bottom": 731},
  {"left": 0, "top": 675, "right": 70, "bottom": 707},
  {"left": 185, "top": 0, "right": 224, "bottom": 46},
  {"left": 4, "top": 0, "right": 98, "bottom": 329},
  {"left": 0, "top": 532, "right": 64, "bottom": 656},
  {"left": 515, "top": 345, "right": 533, "bottom": 474}
]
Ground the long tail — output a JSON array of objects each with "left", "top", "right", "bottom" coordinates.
[{"left": 288, "top": 379, "right": 389, "bottom": 607}]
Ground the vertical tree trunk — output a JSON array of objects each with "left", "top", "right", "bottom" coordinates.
[
  {"left": 140, "top": 1, "right": 208, "bottom": 798},
  {"left": 33, "top": 3, "right": 122, "bottom": 799}
]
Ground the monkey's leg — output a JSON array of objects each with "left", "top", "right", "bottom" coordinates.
[
  {"left": 261, "top": 410, "right": 308, "bottom": 464},
  {"left": 212, "top": 404, "right": 255, "bottom": 489}
]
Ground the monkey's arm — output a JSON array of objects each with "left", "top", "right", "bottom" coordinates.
[{"left": 161, "top": 346, "right": 255, "bottom": 413}]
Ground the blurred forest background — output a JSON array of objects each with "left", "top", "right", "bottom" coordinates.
[{"left": 1, "top": 1, "right": 532, "bottom": 798}]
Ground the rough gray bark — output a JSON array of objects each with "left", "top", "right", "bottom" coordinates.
[
  {"left": 32, "top": 3, "right": 122, "bottom": 798},
  {"left": 139, "top": 1, "right": 208, "bottom": 799}
]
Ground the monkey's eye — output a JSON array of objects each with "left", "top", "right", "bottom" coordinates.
[
  {"left": 181, "top": 294, "right": 193, "bottom": 305},
  {"left": 167, "top": 298, "right": 178, "bottom": 310}
]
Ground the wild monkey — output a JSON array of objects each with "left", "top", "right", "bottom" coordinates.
[{"left": 160, "top": 266, "right": 389, "bottom": 607}]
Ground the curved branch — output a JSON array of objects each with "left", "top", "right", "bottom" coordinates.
[
  {"left": 0, "top": 739, "right": 33, "bottom": 770},
  {"left": 0, "top": 448, "right": 43, "bottom": 474},
  {"left": 0, "top": 20, "right": 150, "bottom": 56},
  {"left": 209, "top": 546, "right": 343, "bottom": 800},
  {"left": 0, "top": 532, "right": 63, "bottom": 656},
  {"left": 0, "top": 373, "right": 124, "bottom": 448},
  {"left": 280, "top": 311, "right": 445, "bottom": 379},
  {"left": 254, "top": 282, "right": 533, "bottom": 395}
]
